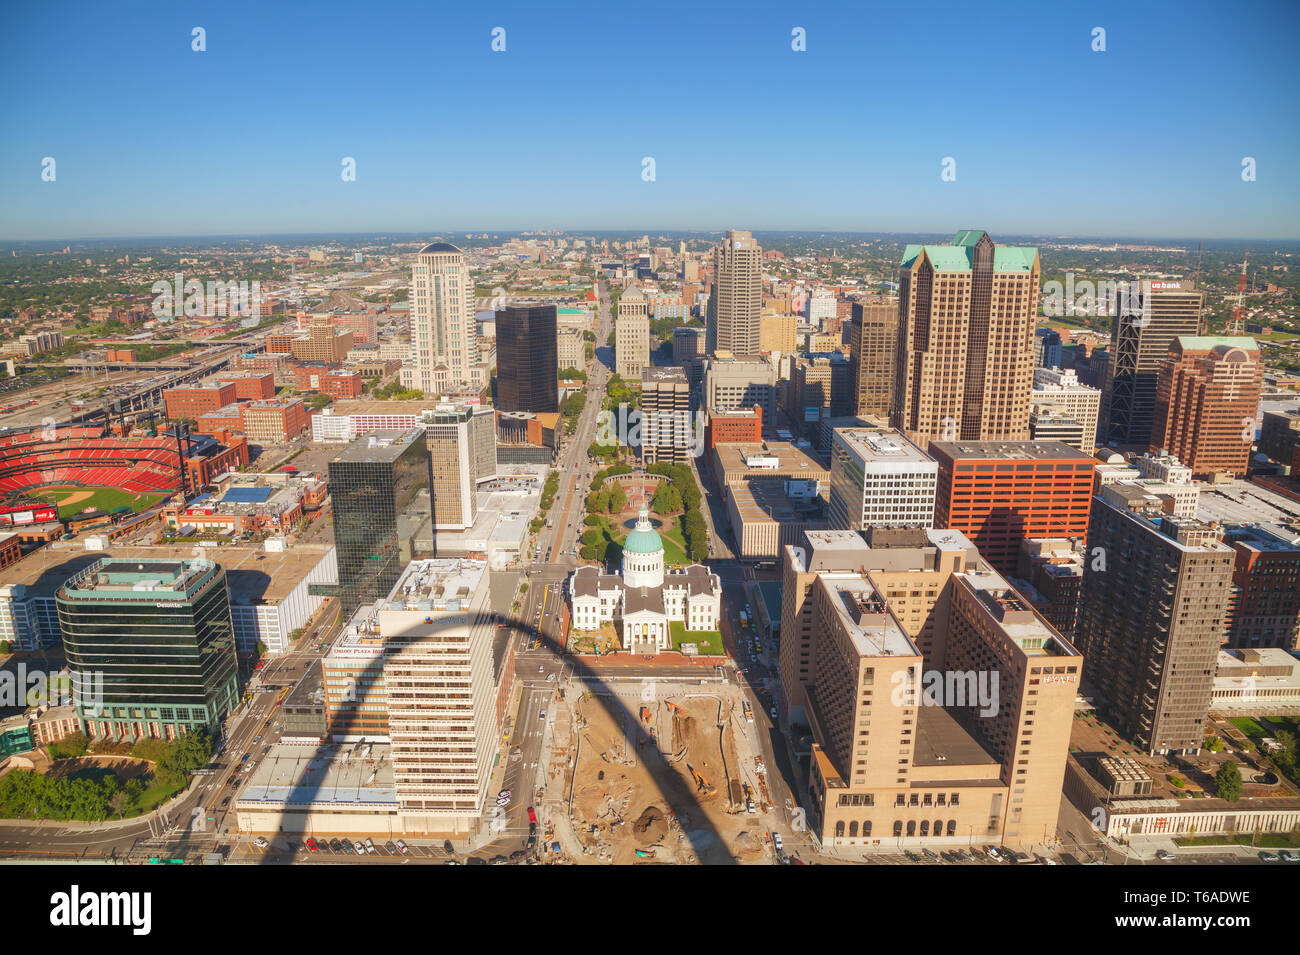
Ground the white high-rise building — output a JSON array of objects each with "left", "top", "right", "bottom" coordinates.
[
  {"left": 827, "top": 428, "right": 937, "bottom": 531},
  {"left": 325, "top": 557, "right": 502, "bottom": 835},
  {"left": 807, "top": 289, "right": 838, "bottom": 324},
  {"left": 411, "top": 242, "right": 480, "bottom": 394},
  {"left": 1032, "top": 366, "right": 1102, "bottom": 454}
]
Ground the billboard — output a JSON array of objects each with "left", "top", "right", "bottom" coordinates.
[{"left": 0, "top": 505, "right": 58, "bottom": 526}]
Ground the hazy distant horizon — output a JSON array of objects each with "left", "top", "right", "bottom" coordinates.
[{"left": 0, "top": 229, "right": 1295, "bottom": 249}]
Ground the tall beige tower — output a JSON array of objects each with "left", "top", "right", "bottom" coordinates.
[
  {"left": 893, "top": 231, "right": 1039, "bottom": 445},
  {"left": 708, "top": 230, "right": 762, "bottom": 355},
  {"left": 615, "top": 285, "right": 651, "bottom": 379},
  {"left": 411, "top": 242, "right": 480, "bottom": 394}
]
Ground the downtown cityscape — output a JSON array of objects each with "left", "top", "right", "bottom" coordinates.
[{"left": 1, "top": 0, "right": 1298, "bottom": 938}]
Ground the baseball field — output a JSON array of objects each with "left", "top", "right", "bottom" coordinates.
[{"left": 20, "top": 485, "right": 170, "bottom": 520}]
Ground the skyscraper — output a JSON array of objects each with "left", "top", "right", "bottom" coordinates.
[
  {"left": 640, "top": 366, "right": 692, "bottom": 465},
  {"left": 495, "top": 304, "right": 558, "bottom": 414},
  {"left": 827, "top": 428, "right": 936, "bottom": 532},
  {"left": 848, "top": 301, "right": 898, "bottom": 419},
  {"left": 893, "top": 230, "right": 1040, "bottom": 445},
  {"left": 615, "top": 285, "right": 651, "bottom": 379},
  {"left": 1074, "top": 492, "right": 1233, "bottom": 755},
  {"left": 328, "top": 429, "right": 434, "bottom": 615},
  {"left": 708, "top": 230, "right": 762, "bottom": 355},
  {"left": 930, "top": 441, "right": 1094, "bottom": 575},
  {"left": 411, "top": 242, "right": 480, "bottom": 393},
  {"left": 58, "top": 557, "right": 239, "bottom": 742},
  {"left": 1150, "top": 336, "right": 1261, "bottom": 479},
  {"left": 1031, "top": 366, "right": 1101, "bottom": 454},
  {"left": 1104, "top": 280, "right": 1203, "bottom": 449},
  {"left": 777, "top": 529, "right": 1081, "bottom": 849},
  {"left": 425, "top": 402, "right": 497, "bottom": 530}
]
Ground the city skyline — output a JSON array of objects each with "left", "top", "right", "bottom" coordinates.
[{"left": 1, "top": 1, "right": 1298, "bottom": 240}]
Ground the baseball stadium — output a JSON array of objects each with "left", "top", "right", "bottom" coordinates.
[{"left": 0, "top": 423, "right": 249, "bottom": 531}]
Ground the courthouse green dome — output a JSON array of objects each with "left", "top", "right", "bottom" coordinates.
[{"left": 622, "top": 504, "right": 664, "bottom": 555}]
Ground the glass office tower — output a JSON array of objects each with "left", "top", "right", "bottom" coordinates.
[
  {"left": 57, "top": 557, "right": 239, "bottom": 742},
  {"left": 328, "top": 428, "right": 434, "bottom": 614},
  {"left": 495, "top": 304, "right": 558, "bottom": 414}
]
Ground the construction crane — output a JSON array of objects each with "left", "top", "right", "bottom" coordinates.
[{"left": 1229, "top": 251, "right": 1249, "bottom": 335}]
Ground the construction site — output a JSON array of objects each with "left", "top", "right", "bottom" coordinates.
[{"left": 557, "top": 684, "right": 777, "bottom": 864}]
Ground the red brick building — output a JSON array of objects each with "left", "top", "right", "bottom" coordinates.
[
  {"left": 240, "top": 398, "right": 308, "bottom": 444},
  {"left": 1224, "top": 524, "right": 1300, "bottom": 650},
  {"left": 0, "top": 531, "right": 21, "bottom": 570},
  {"left": 931, "top": 440, "right": 1095, "bottom": 574},
  {"left": 164, "top": 383, "right": 237, "bottom": 421},
  {"left": 195, "top": 404, "right": 246, "bottom": 435},
  {"left": 184, "top": 434, "right": 250, "bottom": 488},
  {"left": 295, "top": 365, "right": 362, "bottom": 399},
  {"left": 1150, "top": 336, "right": 1262, "bottom": 480},
  {"left": 216, "top": 371, "right": 276, "bottom": 401},
  {"left": 707, "top": 405, "right": 763, "bottom": 449},
  {"left": 265, "top": 331, "right": 295, "bottom": 354}
]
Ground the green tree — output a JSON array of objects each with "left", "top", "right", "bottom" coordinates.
[
  {"left": 48, "top": 733, "right": 90, "bottom": 760},
  {"left": 0, "top": 640, "right": 10, "bottom": 654},
  {"left": 607, "top": 484, "right": 627, "bottom": 514},
  {"left": 652, "top": 482, "right": 681, "bottom": 514},
  {"left": 1214, "top": 761, "right": 1243, "bottom": 802}
]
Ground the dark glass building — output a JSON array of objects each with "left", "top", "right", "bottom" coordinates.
[
  {"left": 57, "top": 557, "right": 239, "bottom": 742},
  {"left": 496, "top": 304, "right": 558, "bottom": 414},
  {"left": 328, "top": 428, "right": 434, "bottom": 614}
]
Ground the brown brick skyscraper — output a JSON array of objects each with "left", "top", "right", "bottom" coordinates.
[
  {"left": 893, "top": 230, "right": 1039, "bottom": 446},
  {"left": 1150, "top": 336, "right": 1261, "bottom": 479}
]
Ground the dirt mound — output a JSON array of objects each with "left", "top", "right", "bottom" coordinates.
[
  {"left": 733, "top": 830, "right": 763, "bottom": 856},
  {"left": 632, "top": 805, "right": 670, "bottom": 844}
]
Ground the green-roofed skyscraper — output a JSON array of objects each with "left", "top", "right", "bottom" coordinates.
[{"left": 892, "top": 230, "right": 1040, "bottom": 446}]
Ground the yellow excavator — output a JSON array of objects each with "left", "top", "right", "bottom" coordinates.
[{"left": 687, "top": 763, "right": 716, "bottom": 796}]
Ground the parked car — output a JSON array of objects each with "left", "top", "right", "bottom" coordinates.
[
  {"left": 395, "top": 840, "right": 409, "bottom": 854},
  {"left": 305, "top": 837, "right": 319, "bottom": 852},
  {"left": 352, "top": 841, "right": 366, "bottom": 855},
  {"left": 1155, "top": 849, "right": 1176, "bottom": 862},
  {"left": 253, "top": 837, "right": 269, "bottom": 849},
  {"left": 1260, "top": 851, "right": 1281, "bottom": 862}
]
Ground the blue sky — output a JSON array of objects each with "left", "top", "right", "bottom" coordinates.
[{"left": 1, "top": 0, "right": 1297, "bottom": 240}]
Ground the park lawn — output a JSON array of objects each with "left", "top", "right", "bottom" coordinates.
[
  {"left": 590, "top": 512, "right": 689, "bottom": 565},
  {"left": 36, "top": 485, "right": 168, "bottom": 520},
  {"left": 669, "top": 621, "right": 724, "bottom": 655},
  {"left": 131, "top": 776, "right": 186, "bottom": 815},
  {"left": 1231, "top": 717, "right": 1270, "bottom": 740},
  {"left": 1176, "top": 831, "right": 1300, "bottom": 849}
]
